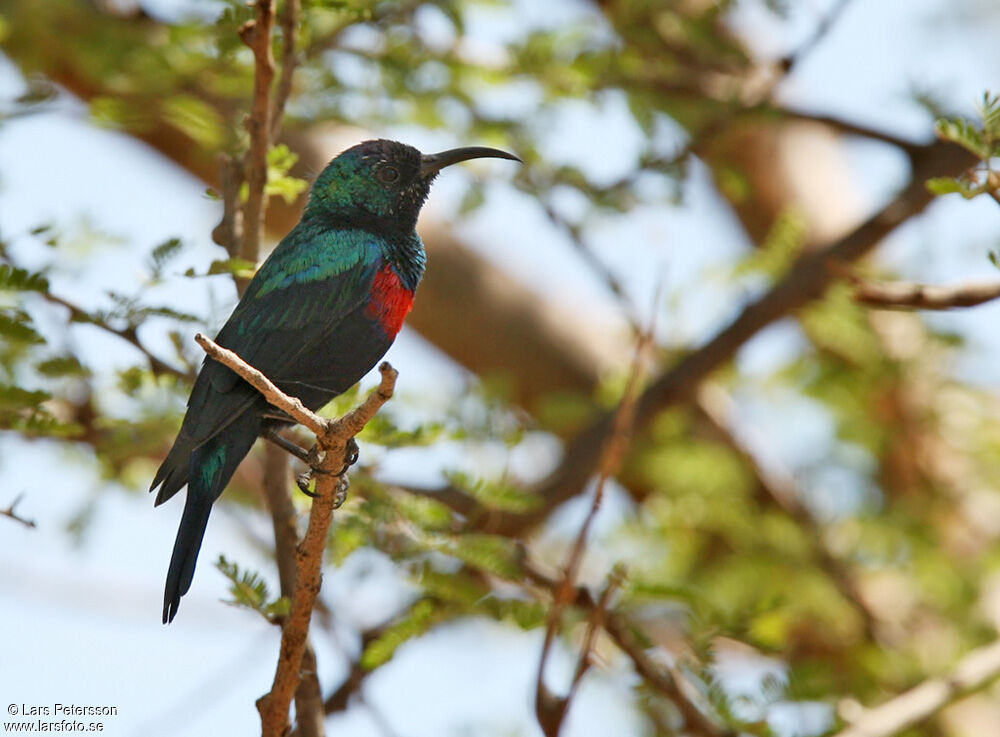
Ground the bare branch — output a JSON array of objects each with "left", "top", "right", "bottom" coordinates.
[
  {"left": 835, "top": 267, "right": 1000, "bottom": 310},
  {"left": 524, "top": 560, "right": 735, "bottom": 737},
  {"left": 778, "top": 0, "right": 855, "bottom": 76},
  {"left": 776, "top": 107, "right": 924, "bottom": 154},
  {"left": 192, "top": 334, "right": 397, "bottom": 736},
  {"left": 239, "top": 0, "right": 275, "bottom": 266},
  {"left": 1, "top": 493, "right": 35, "bottom": 529},
  {"left": 41, "top": 292, "right": 191, "bottom": 381},
  {"left": 832, "top": 639, "right": 1000, "bottom": 737},
  {"left": 212, "top": 154, "right": 244, "bottom": 261},
  {"left": 194, "top": 333, "right": 326, "bottom": 436},
  {"left": 261, "top": 443, "right": 325, "bottom": 737},
  {"left": 535, "top": 329, "right": 652, "bottom": 737},
  {"left": 271, "top": 0, "right": 301, "bottom": 139}
]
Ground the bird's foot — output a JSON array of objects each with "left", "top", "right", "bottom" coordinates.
[{"left": 294, "top": 440, "right": 357, "bottom": 503}]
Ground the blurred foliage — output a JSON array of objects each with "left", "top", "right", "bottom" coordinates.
[
  {"left": 928, "top": 91, "right": 1000, "bottom": 203},
  {"left": 3, "top": 1, "right": 1000, "bottom": 736}
]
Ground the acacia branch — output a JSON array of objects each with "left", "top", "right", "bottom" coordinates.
[
  {"left": 239, "top": 0, "right": 275, "bottom": 266},
  {"left": 535, "top": 329, "right": 652, "bottom": 737},
  {"left": 775, "top": 108, "right": 924, "bottom": 154},
  {"left": 838, "top": 269, "right": 1000, "bottom": 310},
  {"left": 1, "top": 493, "right": 35, "bottom": 529},
  {"left": 41, "top": 292, "right": 191, "bottom": 381},
  {"left": 524, "top": 561, "right": 736, "bottom": 737},
  {"left": 271, "top": 0, "right": 300, "bottom": 139},
  {"left": 832, "top": 639, "right": 1000, "bottom": 737},
  {"left": 193, "top": 334, "right": 397, "bottom": 737},
  {"left": 261, "top": 443, "right": 325, "bottom": 737}
]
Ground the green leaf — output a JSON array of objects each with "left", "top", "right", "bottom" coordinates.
[
  {"left": 35, "top": 355, "right": 91, "bottom": 378},
  {"left": 0, "top": 310, "right": 45, "bottom": 345},
  {"left": 432, "top": 533, "right": 522, "bottom": 579},
  {"left": 215, "top": 555, "right": 287, "bottom": 621},
  {"left": 0, "top": 264, "right": 49, "bottom": 292},
  {"left": 161, "top": 94, "right": 225, "bottom": 149},
  {"left": 443, "top": 470, "right": 542, "bottom": 513},
  {"left": 935, "top": 117, "right": 990, "bottom": 158},
  {"left": 149, "top": 237, "right": 184, "bottom": 277},
  {"left": 266, "top": 144, "right": 309, "bottom": 204},
  {"left": 0, "top": 384, "right": 51, "bottom": 411},
  {"left": 361, "top": 599, "right": 439, "bottom": 670}
]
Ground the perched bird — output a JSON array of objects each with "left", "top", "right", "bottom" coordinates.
[{"left": 152, "top": 139, "right": 519, "bottom": 623}]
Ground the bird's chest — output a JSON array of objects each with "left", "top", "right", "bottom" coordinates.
[{"left": 364, "top": 264, "right": 415, "bottom": 338}]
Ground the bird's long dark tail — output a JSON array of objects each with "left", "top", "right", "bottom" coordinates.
[{"left": 162, "top": 417, "right": 260, "bottom": 624}]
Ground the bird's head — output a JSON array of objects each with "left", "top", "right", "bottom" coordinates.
[{"left": 307, "top": 139, "right": 520, "bottom": 230}]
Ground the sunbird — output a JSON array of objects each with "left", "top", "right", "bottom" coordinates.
[{"left": 152, "top": 140, "right": 519, "bottom": 623}]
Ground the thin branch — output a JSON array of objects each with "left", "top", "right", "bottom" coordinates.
[
  {"left": 833, "top": 266, "right": 1000, "bottom": 310},
  {"left": 193, "top": 334, "right": 397, "bottom": 736},
  {"left": 261, "top": 443, "right": 325, "bottom": 737},
  {"left": 1, "top": 493, "right": 35, "bottom": 529},
  {"left": 195, "top": 333, "right": 326, "bottom": 436},
  {"left": 778, "top": 0, "right": 855, "bottom": 76},
  {"left": 41, "top": 292, "right": 191, "bottom": 381},
  {"left": 774, "top": 107, "right": 924, "bottom": 154},
  {"left": 523, "top": 560, "right": 735, "bottom": 737},
  {"left": 535, "top": 327, "right": 653, "bottom": 737},
  {"left": 832, "top": 639, "right": 1000, "bottom": 737},
  {"left": 212, "top": 154, "right": 243, "bottom": 261},
  {"left": 239, "top": 0, "right": 275, "bottom": 266},
  {"left": 271, "top": 0, "right": 300, "bottom": 139},
  {"left": 565, "top": 574, "right": 620, "bottom": 706}
]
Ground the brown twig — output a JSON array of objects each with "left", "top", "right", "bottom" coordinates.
[
  {"left": 832, "top": 639, "right": 1000, "bottom": 737},
  {"left": 271, "top": 0, "right": 300, "bottom": 139},
  {"left": 212, "top": 154, "right": 244, "bottom": 260},
  {"left": 239, "top": 0, "right": 275, "bottom": 266},
  {"left": 41, "top": 292, "right": 191, "bottom": 381},
  {"left": 193, "top": 333, "right": 397, "bottom": 736},
  {"left": 777, "top": 0, "right": 855, "bottom": 76},
  {"left": 833, "top": 265, "right": 1000, "bottom": 310},
  {"left": 1, "top": 493, "right": 35, "bottom": 529},
  {"left": 523, "top": 560, "right": 735, "bottom": 737},
  {"left": 534, "top": 328, "right": 653, "bottom": 737},
  {"left": 261, "top": 443, "right": 326, "bottom": 737}
]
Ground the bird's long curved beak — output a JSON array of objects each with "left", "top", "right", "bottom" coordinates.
[{"left": 419, "top": 146, "right": 521, "bottom": 177}]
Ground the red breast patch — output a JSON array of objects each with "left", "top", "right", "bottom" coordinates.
[{"left": 366, "top": 266, "right": 414, "bottom": 337}]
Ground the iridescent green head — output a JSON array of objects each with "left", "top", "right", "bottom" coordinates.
[{"left": 307, "top": 139, "right": 520, "bottom": 231}]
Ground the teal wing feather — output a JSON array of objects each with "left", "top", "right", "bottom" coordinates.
[{"left": 169, "top": 226, "right": 381, "bottom": 453}]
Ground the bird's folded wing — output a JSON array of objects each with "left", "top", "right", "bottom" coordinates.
[{"left": 183, "top": 228, "right": 383, "bottom": 443}]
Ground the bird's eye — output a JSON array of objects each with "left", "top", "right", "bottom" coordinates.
[{"left": 376, "top": 165, "right": 400, "bottom": 185}]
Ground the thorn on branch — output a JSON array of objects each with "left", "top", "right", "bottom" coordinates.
[{"left": 1, "top": 493, "right": 35, "bottom": 529}]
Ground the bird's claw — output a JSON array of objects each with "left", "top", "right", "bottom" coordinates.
[
  {"left": 336, "top": 438, "right": 359, "bottom": 476},
  {"left": 294, "top": 440, "right": 357, "bottom": 503},
  {"left": 296, "top": 472, "right": 320, "bottom": 497}
]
